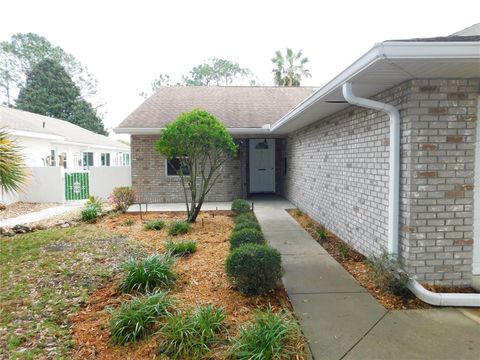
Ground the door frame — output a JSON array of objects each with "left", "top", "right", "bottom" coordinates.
[{"left": 248, "top": 138, "right": 276, "bottom": 193}]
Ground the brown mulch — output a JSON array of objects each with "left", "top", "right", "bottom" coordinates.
[
  {"left": 287, "top": 209, "right": 478, "bottom": 310},
  {"left": 0, "top": 201, "right": 58, "bottom": 220},
  {"left": 71, "top": 211, "right": 304, "bottom": 360}
]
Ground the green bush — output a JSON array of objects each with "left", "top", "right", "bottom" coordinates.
[
  {"left": 159, "top": 304, "right": 226, "bottom": 358},
  {"left": 110, "top": 186, "right": 136, "bottom": 213},
  {"left": 168, "top": 220, "right": 190, "bottom": 236},
  {"left": 231, "top": 199, "right": 251, "bottom": 214},
  {"left": 81, "top": 206, "right": 99, "bottom": 222},
  {"left": 365, "top": 251, "right": 410, "bottom": 298},
  {"left": 233, "top": 220, "right": 261, "bottom": 233},
  {"left": 165, "top": 239, "right": 197, "bottom": 256},
  {"left": 230, "top": 228, "right": 264, "bottom": 250},
  {"left": 234, "top": 212, "right": 257, "bottom": 224},
  {"left": 226, "top": 244, "right": 282, "bottom": 296},
  {"left": 231, "top": 307, "right": 301, "bottom": 359},
  {"left": 122, "top": 219, "right": 135, "bottom": 226},
  {"left": 110, "top": 291, "right": 172, "bottom": 345},
  {"left": 317, "top": 226, "right": 328, "bottom": 240},
  {"left": 144, "top": 219, "right": 166, "bottom": 230},
  {"left": 81, "top": 196, "right": 102, "bottom": 222},
  {"left": 120, "top": 253, "right": 177, "bottom": 293}
]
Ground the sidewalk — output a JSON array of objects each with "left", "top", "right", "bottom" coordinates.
[
  {"left": 0, "top": 202, "right": 84, "bottom": 228},
  {"left": 252, "top": 197, "right": 480, "bottom": 360}
]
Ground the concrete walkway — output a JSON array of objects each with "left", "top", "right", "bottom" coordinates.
[
  {"left": 252, "top": 197, "right": 480, "bottom": 360},
  {"left": 0, "top": 202, "right": 84, "bottom": 228}
]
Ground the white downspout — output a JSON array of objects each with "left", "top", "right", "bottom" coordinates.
[
  {"left": 342, "top": 82, "right": 399, "bottom": 256},
  {"left": 342, "top": 82, "right": 480, "bottom": 307}
]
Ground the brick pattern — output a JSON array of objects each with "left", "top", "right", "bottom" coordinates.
[
  {"left": 131, "top": 135, "right": 245, "bottom": 202},
  {"left": 282, "top": 79, "right": 480, "bottom": 286},
  {"left": 400, "top": 79, "right": 479, "bottom": 286},
  {"left": 282, "top": 84, "right": 408, "bottom": 257}
]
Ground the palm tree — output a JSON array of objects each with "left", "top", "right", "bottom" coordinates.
[
  {"left": 271, "top": 48, "right": 311, "bottom": 86},
  {"left": 0, "top": 130, "right": 27, "bottom": 199}
]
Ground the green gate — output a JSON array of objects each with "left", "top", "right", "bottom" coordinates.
[{"left": 65, "top": 172, "right": 89, "bottom": 200}]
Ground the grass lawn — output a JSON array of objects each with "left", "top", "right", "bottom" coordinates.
[{"left": 0, "top": 225, "right": 143, "bottom": 359}]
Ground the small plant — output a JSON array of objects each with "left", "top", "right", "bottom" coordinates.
[
  {"left": 159, "top": 304, "right": 226, "bottom": 358},
  {"left": 234, "top": 212, "right": 257, "bottom": 224},
  {"left": 365, "top": 250, "right": 410, "bottom": 298},
  {"left": 110, "top": 291, "right": 172, "bottom": 345},
  {"left": 120, "top": 253, "right": 177, "bottom": 293},
  {"left": 87, "top": 195, "right": 103, "bottom": 209},
  {"left": 338, "top": 242, "right": 350, "bottom": 260},
  {"left": 231, "top": 307, "right": 301, "bottom": 359},
  {"left": 317, "top": 226, "right": 327, "bottom": 240},
  {"left": 165, "top": 239, "right": 197, "bottom": 256},
  {"left": 81, "top": 206, "right": 99, "bottom": 222},
  {"left": 226, "top": 244, "right": 282, "bottom": 296},
  {"left": 233, "top": 220, "right": 261, "bottom": 233},
  {"left": 123, "top": 219, "right": 136, "bottom": 226},
  {"left": 144, "top": 219, "right": 166, "bottom": 230},
  {"left": 294, "top": 209, "right": 303, "bottom": 217},
  {"left": 230, "top": 228, "right": 264, "bottom": 250},
  {"left": 109, "top": 186, "right": 136, "bottom": 213},
  {"left": 168, "top": 220, "right": 190, "bottom": 236},
  {"left": 231, "top": 199, "right": 251, "bottom": 214}
]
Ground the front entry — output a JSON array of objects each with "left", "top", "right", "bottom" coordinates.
[{"left": 249, "top": 139, "right": 275, "bottom": 193}]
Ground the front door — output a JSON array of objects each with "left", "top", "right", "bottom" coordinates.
[{"left": 249, "top": 139, "right": 275, "bottom": 193}]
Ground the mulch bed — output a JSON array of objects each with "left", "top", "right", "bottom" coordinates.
[
  {"left": 71, "top": 211, "right": 305, "bottom": 359},
  {"left": 287, "top": 209, "right": 477, "bottom": 310}
]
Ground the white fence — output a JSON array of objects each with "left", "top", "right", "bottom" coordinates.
[{"left": 0, "top": 166, "right": 131, "bottom": 204}]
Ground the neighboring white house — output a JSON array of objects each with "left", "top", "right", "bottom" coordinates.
[
  {"left": 0, "top": 106, "right": 130, "bottom": 170},
  {"left": 0, "top": 106, "right": 131, "bottom": 204}
]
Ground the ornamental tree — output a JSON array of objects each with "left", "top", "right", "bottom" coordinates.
[{"left": 156, "top": 109, "right": 237, "bottom": 223}]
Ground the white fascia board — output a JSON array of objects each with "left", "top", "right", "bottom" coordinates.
[
  {"left": 270, "top": 41, "right": 480, "bottom": 133},
  {"left": 7, "top": 129, "right": 65, "bottom": 141},
  {"left": 51, "top": 140, "right": 129, "bottom": 151},
  {"left": 114, "top": 127, "right": 270, "bottom": 136}
]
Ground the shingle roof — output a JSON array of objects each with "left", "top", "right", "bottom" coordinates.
[
  {"left": 0, "top": 106, "right": 129, "bottom": 150},
  {"left": 117, "top": 86, "right": 317, "bottom": 129},
  {"left": 387, "top": 35, "right": 480, "bottom": 42}
]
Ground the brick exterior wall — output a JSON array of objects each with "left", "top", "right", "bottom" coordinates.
[
  {"left": 131, "top": 135, "right": 246, "bottom": 202},
  {"left": 282, "top": 79, "right": 480, "bottom": 286}
]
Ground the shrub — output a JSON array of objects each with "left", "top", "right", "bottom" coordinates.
[
  {"left": 365, "top": 251, "right": 410, "bottom": 297},
  {"left": 159, "top": 304, "right": 226, "bottom": 358},
  {"left": 122, "top": 219, "right": 135, "bottom": 226},
  {"left": 231, "top": 199, "right": 251, "bottom": 214},
  {"left": 338, "top": 242, "right": 350, "bottom": 260},
  {"left": 120, "top": 253, "right": 177, "bottom": 293},
  {"left": 234, "top": 212, "right": 257, "bottom": 224},
  {"left": 226, "top": 244, "right": 282, "bottom": 295},
  {"left": 165, "top": 239, "right": 197, "bottom": 256},
  {"left": 231, "top": 307, "right": 301, "bottom": 359},
  {"left": 81, "top": 206, "right": 99, "bottom": 222},
  {"left": 110, "top": 291, "right": 172, "bottom": 345},
  {"left": 144, "top": 219, "right": 166, "bottom": 230},
  {"left": 110, "top": 186, "right": 136, "bottom": 213},
  {"left": 81, "top": 197, "right": 102, "bottom": 222},
  {"left": 230, "top": 228, "right": 264, "bottom": 250},
  {"left": 168, "top": 220, "right": 190, "bottom": 236},
  {"left": 317, "top": 226, "right": 327, "bottom": 240},
  {"left": 233, "top": 220, "right": 261, "bottom": 233}
]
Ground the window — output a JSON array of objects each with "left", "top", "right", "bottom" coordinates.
[
  {"left": 50, "top": 149, "right": 56, "bottom": 166},
  {"left": 60, "top": 152, "right": 67, "bottom": 169},
  {"left": 83, "top": 152, "right": 94, "bottom": 169},
  {"left": 123, "top": 153, "right": 130, "bottom": 166},
  {"left": 166, "top": 157, "right": 190, "bottom": 176},
  {"left": 101, "top": 153, "right": 111, "bottom": 166}
]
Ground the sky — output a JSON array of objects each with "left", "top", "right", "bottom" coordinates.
[{"left": 1, "top": 0, "right": 479, "bottom": 139}]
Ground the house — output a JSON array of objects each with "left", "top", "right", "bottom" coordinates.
[
  {"left": 0, "top": 107, "right": 131, "bottom": 204},
  {"left": 115, "top": 26, "right": 480, "bottom": 289},
  {"left": 0, "top": 106, "right": 130, "bottom": 170}
]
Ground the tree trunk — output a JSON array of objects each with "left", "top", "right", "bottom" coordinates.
[{"left": 187, "top": 201, "right": 203, "bottom": 223}]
